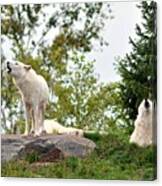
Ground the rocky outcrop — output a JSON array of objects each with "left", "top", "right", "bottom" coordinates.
[{"left": 1, "top": 134, "right": 96, "bottom": 163}]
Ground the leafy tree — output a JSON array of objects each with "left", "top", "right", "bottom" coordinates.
[
  {"left": 47, "top": 51, "right": 122, "bottom": 131},
  {"left": 115, "top": 1, "right": 157, "bottom": 126},
  {"left": 85, "top": 82, "right": 123, "bottom": 131},
  {"left": 48, "top": 52, "right": 98, "bottom": 128},
  {"left": 1, "top": 3, "right": 113, "bottom": 132}
]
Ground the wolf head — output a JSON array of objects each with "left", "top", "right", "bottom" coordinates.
[
  {"left": 144, "top": 98, "right": 150, "bottom": 109},
  {"left": 6, "top": 60, "right": 31, "bottom": 78},
  {"left": 138, "top": 99, "right": 153, "bottom": 116}
]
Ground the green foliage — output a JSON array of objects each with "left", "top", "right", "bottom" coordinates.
[
  {"left": 49, "top": 53, "right": 99, "bottom": 128},
  {"left": 84, "top": 132, "right": 101, "bottom": 142},
  {"left": 49, "top": 53, "right": 122, "bottom": 130},
  {"left": 115, "top": 1, "right": 157, "bottom": 124},
  {"left": 2, "top": 132, "right": 156, "bottom": 180},
  {"left": 25, "top": 152, "right": 40, "bottom": 164}
]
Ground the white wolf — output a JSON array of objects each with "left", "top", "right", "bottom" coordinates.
[
  {"left": 129, "top": 99, "right": 153, "bottom": 147},
  {"left": 44, "top": 119, "right": 84, "bottom": 137},
  {"left": 6, "top": 60, "right": 49, "bottom": 136}
]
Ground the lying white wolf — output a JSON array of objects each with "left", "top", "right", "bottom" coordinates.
[
  {"left": 6, "top": 60, "right": 49, "bottom": 136},
  {"left": 129, "top": 99, "right": 153, "bottom": 147},
  {"left": 44, "top": 119, "right": 84, "bottom": 137}
]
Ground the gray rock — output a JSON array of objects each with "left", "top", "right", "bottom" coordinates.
[
  {"left": 1, "top": 134, "right": 96, "bottom": 163},
  {"left": 1, "top": 135, "right": 25, "bottom": 162}
]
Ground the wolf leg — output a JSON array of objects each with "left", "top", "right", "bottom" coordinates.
[{"left": 23, "top": 102, "right": 32, "bottom": 136}]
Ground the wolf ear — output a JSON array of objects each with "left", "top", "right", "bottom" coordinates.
[{"left": 24, "top": 65, "right": 31, "bottom": 71}]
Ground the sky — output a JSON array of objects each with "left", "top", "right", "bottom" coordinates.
[
  {"left": 2, "top": 1, "right": 142, "bottom": 83},
  {"left": 87, "top": 1, "right": 142, "bottom": 83}
]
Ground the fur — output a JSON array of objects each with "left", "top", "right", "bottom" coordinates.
[
  {"left": 44, "top": 119, "right": 84, "bottom": 137},
  {"left": 130, "top": 99, "right": 153, "bottom": 147},
  {"left": 6, "top": 60, "right": 49, "bottom": 136}
]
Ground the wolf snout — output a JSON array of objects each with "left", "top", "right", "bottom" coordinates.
[
  {"left": 144, "top": 98, "right": 150, "bottom": 109},
  {"left": 6, "top": 61, "right": 12, "bottom": 73}
]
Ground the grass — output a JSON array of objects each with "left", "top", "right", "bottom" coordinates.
[{"left": 1, "top": 131, "right": 157, "bottom": 180}]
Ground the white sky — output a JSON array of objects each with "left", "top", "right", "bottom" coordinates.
[
  {"left": 88, "top": 1, "right": 142, "bottom": 83},
  {"left": 1, "top": 1, "right": 142, "bottom": 83}
]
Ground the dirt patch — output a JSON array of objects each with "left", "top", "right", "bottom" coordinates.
[{"left": 39, "top": 148, "right": 64, "bottom": 162}]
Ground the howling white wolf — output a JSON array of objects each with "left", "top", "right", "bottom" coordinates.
[
  {"left": 6, "top": 60, "right": 49, "bottom": 136},
  {"left": 130, "top": 99, "right": 153, "bottom": 147}
]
